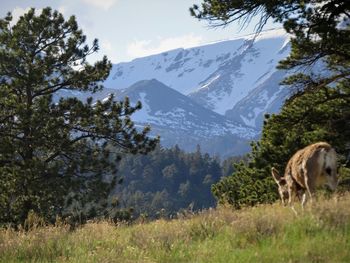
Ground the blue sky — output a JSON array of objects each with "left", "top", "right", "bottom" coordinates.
[{"left": 0, "top": 0, "right": 279, "bottom": 63}]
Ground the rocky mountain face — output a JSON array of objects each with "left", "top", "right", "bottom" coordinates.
[{"left": 64, "top": 28, "right": 293, "bottom": 156}]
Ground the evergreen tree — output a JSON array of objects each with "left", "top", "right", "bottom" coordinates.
[{"left": 0, "top": 8, "right": 158, "bottom": 225}]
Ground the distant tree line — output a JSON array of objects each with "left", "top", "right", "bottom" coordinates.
[{"left": 111, "top": 145, "right": 245, "bottom": 219}]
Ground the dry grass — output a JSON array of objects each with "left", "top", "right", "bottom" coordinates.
[{"left": 1, "top": 193, "right": 350, "bottom": 262}]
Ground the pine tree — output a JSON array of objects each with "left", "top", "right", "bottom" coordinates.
[{"left": 0, "top": 7, "right": 158, "bottom": 225}]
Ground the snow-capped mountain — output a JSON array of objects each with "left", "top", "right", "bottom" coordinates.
[
  {"left": 117, "top": 79, "right": 258, "bottom": 156},
  {"left": 104, "top": 28, "right": 291, "bottom": 129},
  {"left": 61, "top": 28, "right": 293, "bottom": 156}
]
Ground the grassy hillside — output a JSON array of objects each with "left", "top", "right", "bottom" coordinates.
[{"left": 1, "top": 194, "right": 350, "bottom": 263}]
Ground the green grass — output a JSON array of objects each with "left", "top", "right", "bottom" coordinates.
[{"left": 1, "top": 194, "right": 350, "bottom": 262}]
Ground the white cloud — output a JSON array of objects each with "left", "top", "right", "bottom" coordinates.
[
  {"left": 10, "top": 7, "right": 46, "bottom": 26},
  {"left": 101, "top": 39, "right": 117, "bottom": 61},
  {"left": 10, "top": 7, "right": 31, "bottom": 25},
  {"left": 58, "top": 6, "right": 66, "bottom": 15},
  {"left": 81, "top": 0, "right": 118, "bottom": 10},
  {"left": 127, "top": 34, "right": 203, "bottom": 59},
  {"left": 101, "top": 39, "right": 113, "bottom": 51}
]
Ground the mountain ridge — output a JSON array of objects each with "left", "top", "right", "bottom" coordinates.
[
  {"left": 104, "top": 28, "right": 291, "bottom": 130},
  {"left": 64, "top": 28, "right": 293, "bottom": 156}
]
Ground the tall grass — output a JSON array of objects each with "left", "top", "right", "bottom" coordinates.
[{"left": 1, "top": 194, "right": 350, "bottom": 262}]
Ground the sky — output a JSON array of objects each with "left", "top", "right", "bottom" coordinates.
[{"left": 0, "top": 0, "right": 279, "bottom": 64}]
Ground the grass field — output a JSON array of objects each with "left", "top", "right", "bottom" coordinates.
[{"left": 1, "top": 193, "right": 350, "bottom": 263}]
